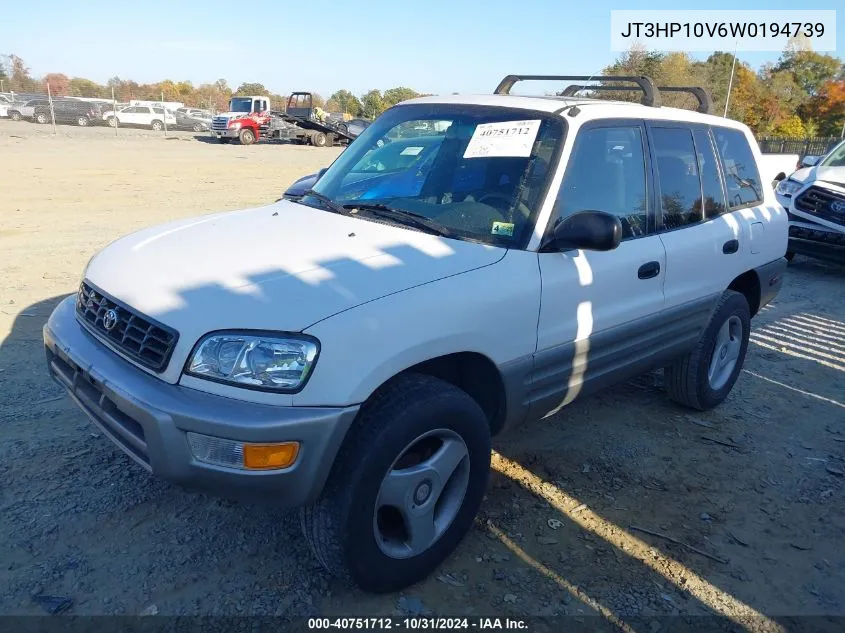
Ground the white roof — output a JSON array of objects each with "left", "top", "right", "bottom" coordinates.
[{"left": 400, "top": 93, "right": 747, "bottom": 130}]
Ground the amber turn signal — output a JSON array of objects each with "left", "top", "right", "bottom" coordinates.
[{"left": 243, "top": 442, "right": 300, "bottom": 470}]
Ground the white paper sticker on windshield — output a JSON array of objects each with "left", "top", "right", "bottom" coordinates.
[
  {"left": 400, "top": 146, "right": 424, "bottom": 156},
  {"left": 463, "top": 120, "right": 542, "bottom": 159}
]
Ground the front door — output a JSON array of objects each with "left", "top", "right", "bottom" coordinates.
[{"left": 534, "top": 120, "right": 667, "bottom": 419}]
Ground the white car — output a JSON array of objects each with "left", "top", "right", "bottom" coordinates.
[
  {"left": 44, "top": 74, "right": 787, "bottom": 593},
  {"left": 102, "top": 105, "right": 177, "bottom": 131},
  {"left": 775, "top": 139, "right": 845, "bottom": 263}
]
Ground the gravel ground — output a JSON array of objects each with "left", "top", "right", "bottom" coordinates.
[{"left": 1, "top": 120, "right": 844, "bottom": 629}]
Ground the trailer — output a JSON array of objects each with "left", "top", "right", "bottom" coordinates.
[{"left": 210, "top": 92, "right": 356, "bottom": 147}]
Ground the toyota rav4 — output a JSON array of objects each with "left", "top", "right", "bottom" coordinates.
[{"left": 44, "top": 75, "right": 788, "bottom": 593}]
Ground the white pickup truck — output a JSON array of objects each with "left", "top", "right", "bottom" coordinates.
[{"left": 44, "top": 75, "right": 788, "bottom": 593}]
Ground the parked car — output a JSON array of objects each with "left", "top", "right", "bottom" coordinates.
[
  {"left": 44, "top": 76, "right": 787, "bottom": 594},
  {"left": 32, "top": 99, "right": 105, "bottom": 126},
  {"left": 102, "top": 105, "right": 177, "bottom": 131},
  {"left": 173, "top": 110, "right": 210, "bottom": 132},
  {"left": 775, "top": 138, "right": 845, "bottom": 264},
  {"left": 8, "top": 98, "right": 48, "bottom": 121}
]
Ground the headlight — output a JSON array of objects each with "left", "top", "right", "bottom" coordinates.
[
  {"left": 186, "top": 332, "right": 319, "bottom": 392},
  {"left": 230, "top": 121, "right": 242, "bottom": 130},
  {"left": 775, "top": 178, "right": 802, "bottom": 197}
]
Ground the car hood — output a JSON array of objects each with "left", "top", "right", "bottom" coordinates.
[
  {"left": 84, "top": 200, "right": 505, "bottom": 382},
  {"left": 790, "top": 166, "right": 845, "bottom": 189}
]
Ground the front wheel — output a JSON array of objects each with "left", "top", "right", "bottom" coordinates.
[
  {"left": 150, "top": 120, "right": 164, "bottom": 131},
  {"left": 10, "top": 111, "right": 22, "bottom": 121},
  {"left": 664, "top": 290, "right": 751, "bottom": 411},
  {"left": 301, "top": 374, "right": 491, "bottom": 593},
  {"left": 239, "top": 128, "right": 256, "bottom": 145},
  {"left": 192, "top": 123, "right": 204, "bottom": 132},
  {"left": 311, "top": 131, "right": 328, "bottom": 147},
  {"left": 107, "top": 116, "right": 118, "bottom": 128},
  {"left": 77, "top": 116, "right": 89, "bottom": 127}
]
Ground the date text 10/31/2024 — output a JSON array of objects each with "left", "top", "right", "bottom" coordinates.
[{"left": 307, "top": 617, "right": 529, "bottom": 630}]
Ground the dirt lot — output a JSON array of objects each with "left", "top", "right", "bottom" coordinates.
[{"left": 1, "top": 120, "right": 844, "bottom": 630}]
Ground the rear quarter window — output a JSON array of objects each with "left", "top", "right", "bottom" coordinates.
[{"left": 712, "top": 127, "right": 763, "bottom": 209}]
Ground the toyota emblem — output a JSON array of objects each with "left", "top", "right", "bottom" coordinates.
[
  {"left": 102, "top": 309, "right": 118, "bottom": 331},
  {"left": 831, "top": 200, "right": 845, "bottom": 215}
]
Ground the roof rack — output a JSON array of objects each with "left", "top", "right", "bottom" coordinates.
[
  {"left": 494, "top": 75, "right": 661, "bottom": 108},
  {"left": 560, "top": 83, "right": 714, "bottom": 114}
]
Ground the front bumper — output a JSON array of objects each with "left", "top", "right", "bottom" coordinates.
[
  {"left": 213, "top": 128, "right": 241, "bottom": 138},
  {"left": 43, "top": 296, "right": 358, "bottom": 504}
]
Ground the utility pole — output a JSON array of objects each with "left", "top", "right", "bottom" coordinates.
[{"left": 723, "top": 41, "right": 739, "bottom": 118}]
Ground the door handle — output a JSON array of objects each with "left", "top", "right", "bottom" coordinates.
[
  {"left": 723, "top": 239, "right": 739, "bottom": 254},
  {"left": 638, "top": 261, "right": 661, "bottom": 280}
]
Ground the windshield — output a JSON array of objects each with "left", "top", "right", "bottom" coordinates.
[
  {"left": 306, "top": 104, "right": 564, "bottom": 247},
  {"left": 819, "top": 141, "right": 845, "bottom": 168},
  {"left": 229, "top": 98, "right": 254, "bottom": 113}
]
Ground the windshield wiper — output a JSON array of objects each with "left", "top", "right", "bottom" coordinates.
[
  {"left": 301, "top": 189, "right": 349, "bottom": 215},
  {"left": 342, "top": 203, "right": 453, "bottom": 237}
]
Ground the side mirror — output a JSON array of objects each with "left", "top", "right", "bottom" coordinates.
[
  {"left": 799, "top": 155, "right": 819, "bottom": 168},
  {"left": 316, "top": 167, "right": 329, "bottom": 180},
  {"left": 540, "top": 210, "right": 623, "bottom": 253}
]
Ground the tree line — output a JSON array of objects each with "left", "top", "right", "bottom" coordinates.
[
  {"left": 2, "top": 48, "right": 842, "bottom": 136},
  {"left": 600, "top": 45, "right": 843, "bottom": 137},
  {"left": 0, "top": 54, "right": 423, "bottom": 119}
]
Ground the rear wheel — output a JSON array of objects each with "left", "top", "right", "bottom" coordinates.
[
  {"left": 107, "top": 116, "right": 118, "bottom": 128},
  {"left": 192, "top": 122, "right": 204, "bottom": 132},
  {"left": 10, "top": 111, "right": 22, "bottom": 121},
  {"left": 77, "top": 116, "right": 89, "bottom": 127},
  {"left": 311, "top": 131, "right": 328, "bottom": 147},
  {"left": 35, "top": 112, "right": 48, "bottom": 124},
  {"left": 664, "top": 290, "right": 750, "bottom": 411},
  {"left": 239, "top": 128, "right": 256, "bottom": 145},
  {"left": 300, "top": 374, "right": 491, "bottom": 593},
  {"left": 150, "top": 120, "right": 164, "bottom": 131}
]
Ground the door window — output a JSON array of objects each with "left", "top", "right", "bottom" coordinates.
[
  {"left": 651, "top": 127, "right": 703, "bottom": 230},
  {"left": 552, "top": 125, "right": 649, "bottom": 239},
  {"left": 693, "top": 129, "right": 728, "bottom": 219}
]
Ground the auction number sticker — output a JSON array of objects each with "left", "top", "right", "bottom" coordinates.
[{"left": 463, "top": 120, "right": 541, "bottom": 159}]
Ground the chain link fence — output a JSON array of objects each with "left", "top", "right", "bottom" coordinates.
[{"left": 1, "top": 87, "right": 218, "bottom": 135}]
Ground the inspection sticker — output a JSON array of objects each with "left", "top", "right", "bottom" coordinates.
[
  {"left": 464, "top": 120, "right": 542, "bottom": 159},
  {"left": 400, "top": 146, "right": 424, "bottom": 156},
  {"left": 491, "top": 221, "right": 515, "bottom": 237}
]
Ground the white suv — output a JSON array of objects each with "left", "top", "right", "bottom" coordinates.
[
  {"left": 44, "top": 75, "right": 788, "bottom": 593},
  {"left": 102, "top": 105, "right": 177, "bottom": 131}
]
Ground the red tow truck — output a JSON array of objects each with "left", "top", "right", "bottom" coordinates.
[{"left": 210, "top": 92, "right": 355, "bottom": 147}]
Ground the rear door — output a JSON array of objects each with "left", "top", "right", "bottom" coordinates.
[
  {"left": 534, "top": 119, "right": 667, "bottom": 417},
  {"left": 647, "top": 122, "right": 741, "bottom": 313}
]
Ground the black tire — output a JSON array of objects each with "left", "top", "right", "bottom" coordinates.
[
  {"left": 338, "top": 123, "right": 349, "bottom": 136},
  {"left": 151, "top": 120, "right": 163, "bottom": 131},
  {"left": 785, "top": 251, "right": 796, "bottom": 262},
  {"left": 311, "top": 131, "right": 328, "bottom": 147},
  {"left": 664, "top": 290, "right": 751, "bottom": 411},
  {"left": 107, "top": 116, "right": 118, "bottom": 128},
  {"left": 10, "top": 111, "right": 22, "bottom": 121},
  {"left": 239, "top": 128, "right": 256, "bottom": 145},
  {"left": 77, "top": 116, "right": 89, "bottom": 127},
  {"left": 300, "top": 373, "right": 491, "bottom": 593},
  {"left": 35, "top": 112, "right": 48, "bottom": 124},
  {"left": 192, "top": 123, "right": 204, "bottom": 132}
]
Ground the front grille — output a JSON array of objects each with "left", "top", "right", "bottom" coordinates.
[
  {"left": 75, "top": 281, "right": 178, "bottom": 372},
  {"left": 793, "top": 186, "right": 845, "bottom": 227},
  {"left": 211, "top": 116, "right": 229, "bottom": 131}
]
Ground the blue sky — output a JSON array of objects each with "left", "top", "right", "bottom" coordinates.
[{"left": 3, "top": 0, "right": 842, "bottom": 98}]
